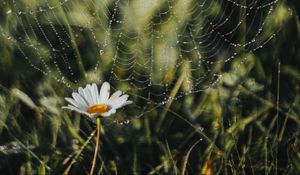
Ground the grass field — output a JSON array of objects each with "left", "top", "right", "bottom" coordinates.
[{"left": 0, "top": 0, "right": 300, "bottom": 174}]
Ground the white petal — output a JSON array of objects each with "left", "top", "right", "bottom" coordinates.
[
  {"left": 123, "top": 100, "right": 133, "bottom": 106},
  {"left": 99, "top": 82, "right": 110, "bottom": 103},
  {"left": 101, "top": 108, "right": 116, "bottom": 117},
  {"left": 111, "top": 95, "right": 133, "bottom": 110},
  {"left": 108, "top": 90, "right": 122, "bottom": 106},
  {"left": 116, "top": 94, "right": 129, "bottom": 103},
  {"left": 78, "top": 87, "right": 86, "bottom": 99},
  {"left": 83, "top": 85, "right": 94, "bottom": 105},
  {"left": 88, "top": 84, "right": 95, "bottom": 104},
  {"left": 62, "top": 104, "right": 77, "bottom": 110},
  {"left": 111, "top": 94, "right": 129, "bottom": 109},
  {"left": 72, "top": 92, "right": 88, "bottom": 109},
  {"left": 92, "top": 83, "right": 99, "bottom": 104},
  {"left": 110, "top": 90, "right": 122, "bottom": 100},
  {"left": 65, "top": 97, "right": 81, "bottom": 109},
  {"left": 63, "top": 105, "right": 91, "bottom": 117}
]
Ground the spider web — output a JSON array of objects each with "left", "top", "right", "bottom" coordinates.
[{"left": 1, "top": 0, "right": 280, "bottom": 117}]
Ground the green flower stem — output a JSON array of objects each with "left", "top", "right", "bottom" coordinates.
[{"left": 90, "top": 117, "right": 101, "bottom": 175}]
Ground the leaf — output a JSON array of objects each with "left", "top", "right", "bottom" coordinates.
[
  {"left": 181, "top": 140, "right": 201, "bottom": 175},
  {"left": 201, "top": 160, "right": 213, "bottom": 175},
  {"left": 244, "top": 78, "right": 264, "bottom": 92},
  {"left": 282, "top": 65, "right": 300, "bottom": 79},
  {"left": 11, "top": 88, "right": 39, "bottom": 110},
  {"left": 288, "top": 145, "right": 300, "bottom": 174},
  {"left": 222, "top": 73, "right": 239, "bottom": 86},
  {"left": 38, "top": 163, "right": 46, "bottom": 175},
  {"left": 232, "top": 53, "right": 255, "bottom": 76}
]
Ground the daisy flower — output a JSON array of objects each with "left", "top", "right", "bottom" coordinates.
[{"left": 62, "top": 82, "right": 132, "bottom": 117}]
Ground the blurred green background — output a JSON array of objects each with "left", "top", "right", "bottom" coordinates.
[{"left": 0, "top": 0, "right": 299, "bottom": 174}]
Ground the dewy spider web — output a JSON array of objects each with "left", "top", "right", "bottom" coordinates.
[{"left": 1, "top": 0, "right": 280, "bottom": 117}]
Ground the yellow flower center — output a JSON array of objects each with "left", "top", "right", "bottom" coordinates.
[{"left": 87, "top": 104, "right": 109, "bottom": 115}]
